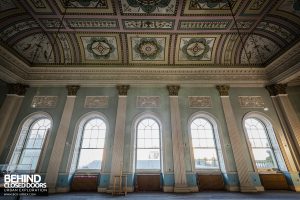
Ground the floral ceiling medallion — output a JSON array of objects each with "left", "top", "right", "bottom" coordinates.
[
  {"left": 135, "top": 38, "right": 162, "bottom": 59},
  {"left": 126, "top": 0, "right": 171, "bottom": 13},
  {"left": 182, "top": 38, "right": 211, "bottom": 60},
  {"left": 87, "top": 38, "right": 115, "bottom": 59}
]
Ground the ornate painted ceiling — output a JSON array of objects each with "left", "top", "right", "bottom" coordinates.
[{"left": 0, "top": 0, "right": 299, "bottom": 68}]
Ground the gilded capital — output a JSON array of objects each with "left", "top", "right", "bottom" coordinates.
[
  {"left": 8, "top": 83, "right": 29, "bottom": 96},
  {"left": 117, "top": 85, "right": 130, "bottom": 96},
  {"left": 66, "top": 85, "right": 80, "bottom": 96},
  {"left": 216, "top": 85, "right": 230, "bottom": 96},
  {"left": 167, "top": 85, "right": 180, "bottom": 96},
  {"left": 265, "top": 84, "right": 287, "bottom": 96}
]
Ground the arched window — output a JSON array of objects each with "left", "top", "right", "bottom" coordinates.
[
  {"left": 190, "top": 118, "right": 220, "bottom": 169},
  {"left": 9, "top": 117, "right": 51, "bottom": 172},
  {"left": 77, "top": 118, "right": 106, "bottom": 170},
  {"left": 244, "top": 118, "right": 279, "bottom": 170},
  {"left": 136, "top": 118, "right": 161, "bottom": 170}
]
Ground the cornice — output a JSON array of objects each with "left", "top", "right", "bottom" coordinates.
[{"left": 265, "top": 39, "right": 300, "bottom": 84}]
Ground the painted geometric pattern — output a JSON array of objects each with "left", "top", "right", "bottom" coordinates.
[
  {"left": 241, "top": 34, "right": 280, "bottom": 64},
  {"left": 232, "top": 20, "right": 255, "bottom": 30},
  {"left": 55, "top": 0, "right": 114, "bottom": 14},
  {"left": 77, "top": 34, "right": 121, "bottom": 63},
  {"left": 26, "top": 0, "right": 52, "bottom": 13},
  {"left": 0, "top": 0, "right": 16, "bottom": 12},
  {"left": 256, "top": 21, "right": 295, "bottom": 42},
  {"left": 175, "top": 35, "right": 219, "bottom": 64},
  {"left": 123, "top": 19, "right": 174, "bottom": 30},
  {"left": 121, "top": 0, "right": 177, "bottom": 15},
  {"left": 179, "top": 20, "right": 230, "bottom": 30},
  {"left": 0, "top": 20, "right": 39, "bottom": 41},
  {"left": 41, "top": 19, "right": 64, "bottom": 29},
  {"left": 128, "top": 34, "right": 169, "bottom": 64},
  {"left": 62, "top": 0, "right": 109, "bottom": 8},
  {"left": 183, "top": 0, "right": 241, "bottom": 15},
  {"left": 242, "top": 0, "right": 269, "bottom": 15},
  {"left": 66, "top": 19, "right": 118, "bottom": 29},
  {"left": 57, "top": 33, "right": 72, "bottom": 63},
  {"left": 14, "top": 33, "right": 55, "bottom": 63}
]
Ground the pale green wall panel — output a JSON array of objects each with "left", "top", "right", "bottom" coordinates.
[{"left": 287, "top": 86, "right": 300, "bottom": 121}]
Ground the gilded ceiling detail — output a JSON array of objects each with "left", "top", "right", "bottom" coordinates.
[{"left": 0, "top": 0, "right": 299, "bottom": 67}]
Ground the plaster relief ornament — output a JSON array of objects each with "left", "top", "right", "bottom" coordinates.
[
  {"left": 135, "top": 38, "right": 162, "bottom": 60},
  {"left": 189, "top": 0, "right": 235, "bottom": 9},
  {"left": 87, "top": 37, "right": 115, "bottom": 59},
  {"left": 126, "top": 0, "right": 171, "bottom": 13},
  {"left": 64, "top": 0, "right": 108, "bottom": 8},
  {"left": 182, "top": 38, "right": 211, "bottom": 60}
]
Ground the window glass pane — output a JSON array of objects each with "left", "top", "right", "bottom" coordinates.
[
  {"left": 136, "top": 118, "right": 161, "bottom": 170},
  {"left": 194, "top": 148, "right": 219, "bottom": 169},
  {"left": 252, "top": 148, "right": 277, "bottom": 169},
  {"left": 136, "top": 149, "right": 160, "bottom": 170},
  {"left": 77, "top": 118, "right": 106, "bottom": 170},
  {"left": 245, "top": 118, "right": 278, "bottom": 169},
  {"left": 77, "top": 149, "right": 103, "bottom": 169}
]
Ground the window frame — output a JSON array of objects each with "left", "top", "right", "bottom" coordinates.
[
  {"left": 134, "top": 114, "right": 163, "bottom": 174},
  {"left": 188, "top": 112, "right": 226, "bottom": 174},
  {"left": 7, "top": 112, "right": 52, "bottom": 174},
  {"left": 76, "top": 117, "right": 107, "bottom": 171},
  {"left": 243, "top": 112, "right": 287, "bottom": 173}
]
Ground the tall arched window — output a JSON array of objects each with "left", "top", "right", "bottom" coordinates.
[
  {"left": 136, "top": 118, "right": 161, "bottom": 170},
  {"left": 77, "top": 118, "right": 106, "bottom": 170},
  {"left": 191, "top": 118, "right": 219, "bottom": 169},
  {"left": 244, "top": 118, "right": 279, "bottom": 170},
  {"left": 9, "top": 117, "right": 51, "bottom": 172}
]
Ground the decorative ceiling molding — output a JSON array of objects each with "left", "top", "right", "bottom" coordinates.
[{"left": 266, "top": 39, "right": 300, "bottom": 84}]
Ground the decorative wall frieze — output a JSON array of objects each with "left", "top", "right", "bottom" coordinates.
[
  {"left": 66, "top": 85, "right": 80, "bottom": 96},
  {"left": 136, "top": 96, "right": 160, "bottom": 108},
  {"left": 188, "top": 96, "right": 212, "bottom": 108},
  {"left": 216, "top": 85, "right": 230, "bottom": 96},
  {"left": 84, "top": 96, "right": 109, "bottom": 108},
  {"left": 31, "top": 96, "right": 57, "bottom": 108},
  {"left": 238, "top": 96, "right": 264, "bottom": 108}
]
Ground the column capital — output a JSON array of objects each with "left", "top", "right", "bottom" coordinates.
[
  {"left": 116, "top": 85, "right": 130, "bottom": 96},
  {"left": 8, "top": 83, "right": 29, "bottom": 96},
  {"left": 167, "top": 85, "right": 180, "bottom": 96},
  {"left": 216, "top": 85, "right": 230, "bottom": 96},
  {"left": 66, "top": 85, "right": 80, "bottom": 96},
  {"left": 265, "top": 84, "right": 287, "bottom": 96}
]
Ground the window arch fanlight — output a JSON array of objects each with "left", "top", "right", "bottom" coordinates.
[
  {"left": 9, "top": 112, "right": 52, "bottom": 173},
  {"left": 135, "top": 116, "right": 161, "bottom": 171},
  {"left": 243, "top": 112, "right": 287, "bottom": 172},
  {"left": 69, "top": 112, "right": 108, "bottom": 172}
]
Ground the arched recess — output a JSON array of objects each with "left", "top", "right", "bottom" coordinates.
[
  {"left": 242, "top": 111, "right": 287, "bottom": 172},
  {"left": 68, "top": 111, "right": 109, "bottom": 173},
  {"left": 7, "top": 112, "right": 53, "bottom": 173},
  {"left": 130, "top": 112, "right": 163, "bottom": 173},
  {"left": 188, "top": 111, "right": 227, "bottom": 173}
]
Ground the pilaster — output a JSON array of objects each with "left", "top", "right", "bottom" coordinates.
[
  {"left": 167, "top": 85, "right": 192, "bottom": 192},
  {"left": 216, "top": 85, "right": 263, "bottom": 192},
  {"left": 45, "top": 85, "right": 80, "bottom": 193},
  {"left": 108, "top": 85, "right": 130, "bottom": 191},
  {"left": 0, "top": 83, "right": 28, "bottom": 156}
]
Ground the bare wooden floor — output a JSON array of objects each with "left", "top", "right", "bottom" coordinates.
[{"left": 20, "top": 191, "right": 300, "bottom": 200}]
